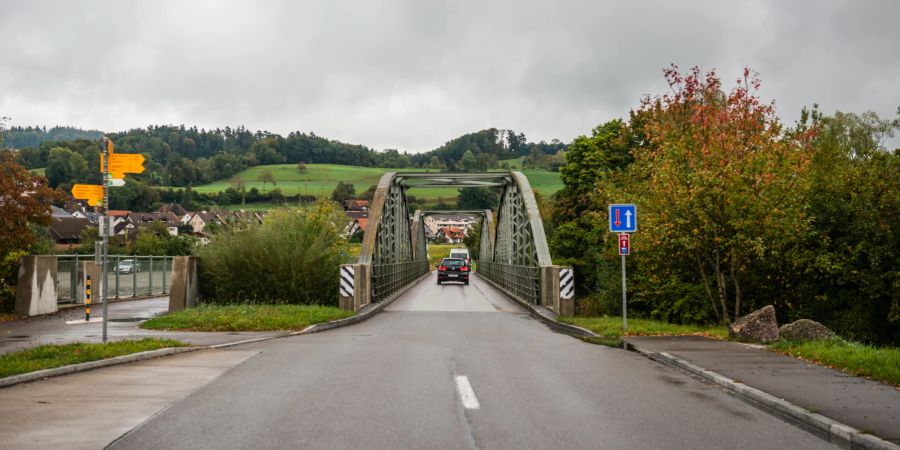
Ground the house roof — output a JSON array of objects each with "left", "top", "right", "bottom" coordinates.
[
  {"left": 155, "top": 203, "right": 188, "bottom": 216},
  {"left": 356, "top": 218, "right": 368, "bottom": 231},
  {"left": 48, "top": 216, "right": 92, "bottom": 241},
  {"left": 51, "top": 205, "right": 71, "bottom": 217},
  {"left": 344, "top": 210, "right": 368, "bottom": 220},
  {"left": 343, "top": 200, "right": 370, "bottom": 210},
  {"left": 442, "top": 227, "right": 466, "bottom": 239},
  {"left": 230, "top": 210, "right": 264, "bottom": 224},
  {"left": 427, "top": 214, "right": 477, "bottom": 222},
  {"left": 193, "top": 211, "right": 224, "bottom": 223},
  {"left": 108, "top": 210, "right": 130, "bottom": 217},
  {"left": 129, "top": 212, "right": 180, "bottom": 227},
  {"left": 114, "top": 221, "right": 131, "bottom": 235}
]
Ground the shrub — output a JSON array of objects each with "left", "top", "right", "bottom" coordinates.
[
  {"left": 0, "top": 250, "right": 27, "bottom": 312},
  {"left": 196, "top": 200, "right": 348, "bottom": 305}
]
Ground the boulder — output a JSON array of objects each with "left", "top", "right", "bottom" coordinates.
[
  {"left": 729, "top": 305, "right": 779, "bottom": 343},
  {"left": 778, "top": 319, "right": 835, "bottom": 341}
]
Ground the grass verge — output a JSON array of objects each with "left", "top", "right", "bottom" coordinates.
[
  {"left": 428, "top": 244, "right": 457, "bottom": 268},
  {"left": 140, "top": 304, "right": 354, "bottom": 332},
  {"left": 0, "top": 338, "right": 187, "bottom": 378},
  {"left": 559, "top": 315, "right": 728, "bottom": 339},
  {"left": 769, "top": 339, "right": 900, "bottom": 386}
]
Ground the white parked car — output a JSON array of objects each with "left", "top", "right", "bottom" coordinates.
[{"left": 115, "top": 259, "right": 142, "bottom": 274}]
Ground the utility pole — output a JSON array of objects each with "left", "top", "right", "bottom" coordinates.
[{"left": 100, "top": 137, "right": 110, "bottom": 342}]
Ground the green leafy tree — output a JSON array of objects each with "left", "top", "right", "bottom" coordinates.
[
  {"left": 632, "top": 66, "right": 814, "bottom": 323},
  {"left": 428, "top": 156, "right": 447, "bottom": 170},
  {"left": 257, "top": 169, "right": 276, "bottom": 192},
  {"left": 459, "top": 149, "right": 478, "bottom": 172},
  {"left": 270, "top": 187, "right": 285, "bottom": 204},
  {"left": 331, "top": 181, "right": 356, "bottom": 203},
  {"left": 463, "top": 220, "right": 482, "bottom": 261},
  {"left": 0, "top": 152, "right": 57, "bottom": 310},
  {"left": 457, "top": 187, "right": 499, "bottom": 210},
  {"left": 792, "top": 107, "right": 900, "bottom": 343},
  {"left": 46, "top": 146, "right": 90, "bottom": 188},
  {"left": 550, "top": 119, "right": 638, "bottom": 299},
  {"left": 360, "top": 184, "right": 377, "bottom": 202}
]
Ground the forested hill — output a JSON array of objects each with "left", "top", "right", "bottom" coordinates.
[
  {"left": 3, "top": 126, "right": 103, "bottom": 148},
  {"left": 411, "top": 129, "right": 566, "bottom": 170},
  {"left": 8, "top": 124, "right": 567, "bottom": 189}
]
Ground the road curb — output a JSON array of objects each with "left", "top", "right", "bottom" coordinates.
[
  {"left": 210, "top": 271, "right": 432, "bottom": 347},
  {"left": 636, "top": 347, "right": 898, "bottom": 450},
  {"left": 296, "top": 270, "right": 432, "bottom": 335},
  {"left": 0, "top": 346, "right": 200, "bottom": 389},
  {"left": 473, "top": 273, "right": 597, "bottom": 337},
  {"left": 1, "top": 273, "right": 433, "bottom": 386}
]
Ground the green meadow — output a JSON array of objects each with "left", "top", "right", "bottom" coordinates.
[{"left": 187, "top": 164, "right": 562, "bottom": 204}]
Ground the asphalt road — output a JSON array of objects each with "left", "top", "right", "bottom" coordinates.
[{"left": 111, "top": 272, "right": 834, "bottom": 449}]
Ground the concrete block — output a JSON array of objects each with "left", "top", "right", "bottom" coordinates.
[
  {"left": 354, "top": 264, "right": 371, "bottom": 311},
  {"left": 540, "top": 265, "right": 561, "bottom": 314},
  {"left": 15, "top": 255, "right": 58, "bottom": 316},
  {"left": 168, "top": 256, "right": 198, "bottom": 312}
]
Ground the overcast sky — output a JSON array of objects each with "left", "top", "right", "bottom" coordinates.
[{"left": 1, "top": 0, "right": 898, "bottom": 152}]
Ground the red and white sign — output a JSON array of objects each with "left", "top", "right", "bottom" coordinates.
[{"left": 618, "top": 233, "right": 630, "bottom": 256}]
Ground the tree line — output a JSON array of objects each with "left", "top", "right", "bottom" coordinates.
[
  {"left": 8, "top": 125, "right": 567, "bottom": 192},
  {"left": 548, "top": 66, "right": 900, "bottom": 345}
]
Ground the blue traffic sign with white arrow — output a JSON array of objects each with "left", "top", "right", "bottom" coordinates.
[{"left": 609, "top": 204, "right": 637, "bottom": 233}]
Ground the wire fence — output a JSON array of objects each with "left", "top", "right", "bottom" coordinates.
[{"left": 56, "top": 255, "right": 174, "bottom": 304}]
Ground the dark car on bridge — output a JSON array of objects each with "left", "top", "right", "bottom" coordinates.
[{"left": 437, "top": 258, "right": 469, "bottom": 285}]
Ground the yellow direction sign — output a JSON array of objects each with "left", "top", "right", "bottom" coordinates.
[
  {"left": 100, "top": 153, "right": 145, "bottom": 175},
  {"left": 71, "top": 184, "right": 104, "bottom": 207},
  {"left": 109, "top": 153, "right": 144, "bottom": 173}
]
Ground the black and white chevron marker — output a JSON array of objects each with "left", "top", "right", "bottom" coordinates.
[
  {"left": 340, "top": 266, "right": 355, "bottom": 297},
  {"left": 560, "top": 268, "right": 574, "bottom": 299}
]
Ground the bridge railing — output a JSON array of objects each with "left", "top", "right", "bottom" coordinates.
[
  {"left": 371, "top": 260, "right": 429, "bottom": 303},
  {"left": 56, "top": 254, "right": 173, "bottom": 304},
  {"left": 477, "top": 261, "right": 540, "bottom": 305}
]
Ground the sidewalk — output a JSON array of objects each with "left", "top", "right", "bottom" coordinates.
[
  {"left": 624, "top": 335, "right": 899, "bottom": 447},
  {"left": 0, "top": 297, "right": 283, "bottom": 355}
]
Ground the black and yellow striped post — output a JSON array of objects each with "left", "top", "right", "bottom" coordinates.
[{"left": 85, "top": 275, "right": 92, "bottom": 321}]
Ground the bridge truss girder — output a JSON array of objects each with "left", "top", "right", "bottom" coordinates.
[{"left": 353, "top": 171, "right": 570, "bottom": 314}]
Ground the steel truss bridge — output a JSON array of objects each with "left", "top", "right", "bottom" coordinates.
[{"left": 339, "top": 172, "right": 573, "bottom": 316}]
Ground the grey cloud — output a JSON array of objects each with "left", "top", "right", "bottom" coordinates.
[{"left": 1, "top": 0, "right": 898, "bottom": 151}]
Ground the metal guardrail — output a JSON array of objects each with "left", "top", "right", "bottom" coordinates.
[
  {"left": 371, "top": 260, "right": 429, "bottom": 303},
  {"left": 477, "top": 261, "right": 540, "bottom": 305},
  {"left": 56, "top": 255, "right": 173, "bottom": 304}
]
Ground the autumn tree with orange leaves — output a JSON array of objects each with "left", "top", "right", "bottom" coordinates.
[
  {"left": 0, "top": 151, "right": 57, "bottom": 258},
  {"left": 631, "top": 66, "right": 816, "bottom": 324}
]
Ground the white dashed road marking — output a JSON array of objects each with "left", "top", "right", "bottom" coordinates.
[{"left": 455, "top": 375, "right": 481, "bottom": 410}]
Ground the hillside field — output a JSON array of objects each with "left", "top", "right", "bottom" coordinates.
[{"left": 187, "top": 164, "right": 562, "bottom": 203}]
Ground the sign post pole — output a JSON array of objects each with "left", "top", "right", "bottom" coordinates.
[
  {"left": 101, "top": 138, "right": 110, "bottom": 343},
  {"left": 621, "top": 253, "right": 627, "bottom": 332},
  {"left": 609, "top": 205, "right": 636, "bottom": 334}
]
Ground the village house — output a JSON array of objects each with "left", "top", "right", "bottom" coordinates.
[
  {"left": 128, "top": 211, "right": 182, "bottom": 236},
  {"left": 342, "top": 210, "right": 368, "bottom": 237},
  {"left": 342, "top": 199, "right": 369, "bottom": 211},
  {"left": 423, "top": 213, "right": 477, "bottom": 236},
  {"left": 47, "top": 216, "right": 93, "bottom": 250},
  {"left": 435, "top": 227, "right": 466, "bottom": 244},
  {"left": 187, "top": 211, "right": 226, "bottom": 234}
]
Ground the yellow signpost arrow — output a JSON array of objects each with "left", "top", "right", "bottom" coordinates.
[
  {"left": 71, "top": 184, "right": 104, "bottom": 206},
  {"left": 100, "top": 152, "right": 145, "bottom": 182},
  {"left": 108, "top": 153, "right": 145, "bottom": 173}
]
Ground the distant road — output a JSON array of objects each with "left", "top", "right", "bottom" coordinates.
[{"left": 112, "top": 272, "right": 833, "bottom": 449}]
